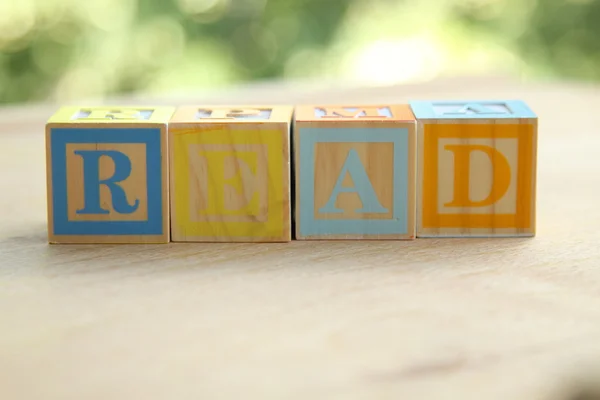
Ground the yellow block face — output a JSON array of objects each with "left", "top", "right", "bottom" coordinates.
[
  {"left": 170, "top": 125, "right": 290, "bottom": 242},
  {"left": 419, "top": 122, "right": 536, "bottom": 237}
]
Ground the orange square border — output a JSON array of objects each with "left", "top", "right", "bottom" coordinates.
[{"left": 421, "top": 123, "right": 535, "bottom": 231}]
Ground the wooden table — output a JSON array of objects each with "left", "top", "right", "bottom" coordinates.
[{"left": 1, "top": 77, "right": 599, "bottom": 400}]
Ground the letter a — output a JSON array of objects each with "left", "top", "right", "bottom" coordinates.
[
  {"left": 444, "top": 144, "right": 511, "bottom": 207},
  {"left": 319, "top": 149, "right": 388, "bottom": 214},
  {"left": 75, "top": 150, "right": 140, "bottom": 214}
]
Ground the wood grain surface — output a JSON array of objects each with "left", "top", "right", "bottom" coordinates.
[{"left": 1, "top": 77, "right": 600, "bottom": 400}]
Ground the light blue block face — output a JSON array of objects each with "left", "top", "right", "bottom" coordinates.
[
  {"left": 410, "top": 100, "right": 536, "bottom": 119},
  {"left": 298, "top": 127, "right": 410, "bottom": 237}
]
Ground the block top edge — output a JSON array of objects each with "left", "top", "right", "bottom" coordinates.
[
  {"left": 294, "top": 104, "right": 416, "bottom": 122},
  {"left": 170, "top": 105, "right": 293, "bottom": 124},
  {"left": 409, "top": 100, "right": 537, "bottom": 120},
  {"left": 47, "top": 106, "right": 175, "bottom": 124}
]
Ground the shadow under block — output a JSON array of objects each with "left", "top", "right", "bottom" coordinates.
[
  {"left": 294, "top": 105, "right": 417, "bottom": 240},
  {"left": 410, "top": 100, "right": 537, "bottom": 237},
  {"left": 169, "top": 106, "right": 292, "bottom": 242},
  {"left": 45, "top": 107, "right": 174, "bottom": 244}
]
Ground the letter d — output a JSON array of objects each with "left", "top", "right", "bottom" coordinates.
[{"left": 444, "top": 144, "right": 511, "bottom": 208}]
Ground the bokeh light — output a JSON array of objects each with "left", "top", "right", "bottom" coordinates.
[{"left": 0, "top": 0, "right": 598, "bottom": 104}]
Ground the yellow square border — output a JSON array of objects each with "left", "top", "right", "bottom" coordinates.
[{"left": 169, "top": 124, "right": 290, "bottom": 242}]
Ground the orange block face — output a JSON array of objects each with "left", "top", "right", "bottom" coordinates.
[{"left": 411, "top": 101, "right": 537, "bottom": 237}]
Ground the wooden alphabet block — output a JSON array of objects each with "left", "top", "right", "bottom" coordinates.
[
  {"left": 169, "top": 106, "right": 292, "bottom": 242},
  {"left": 45, "top": 106, "right": 174, "bottom": 243},
  {"left": 410, "top": 100, "right": 537, "bottom": 237},
  {"left": 294, "top": 105, "right": 417, "bottom": 240}
]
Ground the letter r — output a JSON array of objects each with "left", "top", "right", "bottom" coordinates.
[{"left": 74, "top": 150, "right": 140, "bottom": 214}]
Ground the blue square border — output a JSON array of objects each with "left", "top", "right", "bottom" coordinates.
[
  {"left": 299, "top": 127, "right": 409, "bottom": 236},
  {"left": 50, "top": 127, "right": 163, "bottom": 235}
]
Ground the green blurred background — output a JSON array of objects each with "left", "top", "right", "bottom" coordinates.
[{"left": 1, "top": 0, "right": 598, "bottom": 104}]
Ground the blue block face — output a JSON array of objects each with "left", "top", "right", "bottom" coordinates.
[
  {"left": 410, "top": 100, "right": 537, "bottom": 119},
  {"left": 297, "top": 127, "right": 412, "bottom": 238},
  {"left": 49, "top": 127, "right": 164, "bottom": 236}
]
